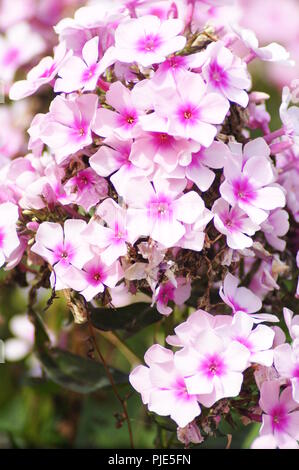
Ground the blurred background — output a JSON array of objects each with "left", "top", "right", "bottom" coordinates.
[{"left": 0, "top": 0, "right": 298, "bottom": 449}]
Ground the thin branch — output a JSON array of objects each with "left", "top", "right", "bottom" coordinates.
[{"left": 86, "top": 311, "right": 135, "bottom": 449}]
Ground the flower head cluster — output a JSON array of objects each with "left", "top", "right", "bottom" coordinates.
[{"left": 0, "top": 0, "right": 298, "bottom": 450}]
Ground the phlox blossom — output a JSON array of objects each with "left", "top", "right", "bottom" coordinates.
[
  {"left": 129, "top": 344, "right": 201, "bottom": 428},
  {"left": 0, "top": 202, "right": 20, "bottom": 268},
  {"left": 252, "top": 381, "right": 299, "bottom": 449}
]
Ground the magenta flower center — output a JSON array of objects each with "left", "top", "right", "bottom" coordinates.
[
  {"left": 86, "top": 265, "right": 106, "bottom": 286},
  {"left": 53, "top": 242, "right": 75, "bottom": 266},
  {"left": 209, "top": 61, "right": 228, "bottom": 88},
  {"left": 270, "top": 404, "right": 289, "bottom": 432},
  {"left": 137, "top": 34, "right": 162, "bottom": 53},
  {"left": 82, "top": 63, "right": 98, "bottom": 82},
  {"left": 148, "top": 194, "right": 173, "bottom": 221},
  {"left": 201, "top": 354, "right": 227, "bottom": 378},
  {"left": 178, "top": 103, "right": 200, "bottom": 126},
  {"left": 232, "top": 177, "right": 256, "bottom": 203}
]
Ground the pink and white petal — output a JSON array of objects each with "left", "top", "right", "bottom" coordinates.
[
  {"left": 224, "top": 85, "right": 249, "bottom": 108},
  {"left": 224, "top": 342, "right": 250, "bottom": 371},
  {"left": 259, "top": 380, "right": 280, "bottom": 414},
  {"left": 199, "top": 92, "right": 229, "bottom": 124},
  {"left": 186, "top": 164, "right": 215, "bottom": 192},
  {"left": 35, "top": 222, "right": 63, "bottom": 250},
  {"left": 170, "top": 396, "right": 201, "bottom": 428},
  {"left": 219, "top": 371, "right": 244, "bottom": 398},
  {"left": 129, "top": 365, "right": 152, "bottom": 404},
  {"left": 251, "top": 434, "right": 277, "bottom": 449},
  {"left": 82, "top": 36, "right": 99, "bottom": 67},
  {"left": 101, "top": 241, "right": 127, "bottom": 266},
  {"left": 253, "top": 187, "right": 286, "bottom": 211},
  {"left": 173, "top": 191, "right": 204, "bottom": 224},
  {"left": 90, "top": 146, "right": 122, "bottom": 177},
  {"left": 151, "top": 218, "right": 185, "bottom": 247},
  {"left": 92, "top": 108, "right": 119, "bottom": 138},
  {"left": 250, "top": 350, "right": 274, "bottom": 367},
  {"left": 234, "top": 287, "right": 262, "bottom": 314},
  {"left": 243, "top": 156, "right": 274, "bottom": 188}
]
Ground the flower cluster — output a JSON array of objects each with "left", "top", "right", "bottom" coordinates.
[{"left": 1, "top": 0, "right": 298, "bottom": 449}]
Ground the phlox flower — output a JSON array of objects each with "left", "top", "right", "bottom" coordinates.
[
  {"left": 217, "top": 312, "right": 275, "bottom": 367},
  {"left": 251, "top": 382, "right": 299, "bottom": 449},
  {"left": 9, "top": 41, "right": 71, "bottom": 100},
  {"left": 92, "top": 81, "right": 144, "bottom": 140},
  {"left": 153, "top": 277, "right": 191, "bottom": 316},
  {"left": 78, "top": 256, "right": 123, "bottom": 302},
  {"left": 0, "top": 202, "right": 20, "bottom": 268},
  {"left": 232, "top": 25, "right": 293, "bottom": 64},
  {"left": 283, "top": 308, "right": 299, "bottom": 341},
  {"left": 279, "top": 86, "right": 299, "bottom": 142},
  {"left": 0, "top": 22, "right": 45, "bottom": 86},
  {"left": 274, "top": 339, "right": 299, "bottom": 404},
  {"left": 4, "top": 314, "right": 35, "bottom": 362},
  {"left": 129, "top": 131, "right": 201, "bottom": 174},
  {"left": 175, "top": 208, "right": 213, "bottom": 252},
  {"left": 174, "top": 329, "right": 250, "bottom": 407},
  {"left": 212, "top": 198, "right": 259, "bottom": 250},
  {"left": 166, "top": 309, "right": 231, "bottom": 348},
  {"left": 101, "top": 15, "right": 186, "bottom": 68},
  {"left": 261, "top": 209, "right": 289, "bottom": 252},
  {"left": 200, "top": 40, "right": 251, "bottom": 107},
  {"left": 38, "top": 93, "right": 98, "bottom": 164},
  {"left": 83, "top": 198, "right": 130, "bottom": 266},
  {"left": 220, "top": 138, "right": 286, "bottom": 224},
  {"left": 64, "top": 168, "right": 108, "bottom": 212},
  {"left": 55, "top": 37, "right": 102, "bottom": 93},
  {"left": 31, "top": 220, "right": 94, "bottom": 290},
  {"left": 123, "top": 176, "right": 205, "bottom": 247},
  {"left": 219, "top": 273, "right": 262, "bottom": 315},
  {"left": 142, "top": 72, "right": 229, "bottom": 147},
  {"left": 89, "top": 136, "right": 146, "bottom": 196},
  {"left": 184, "top": 141, "right": 230, "bottom": 192},
  {"left": 129, "top": 344, "right": 201, "bottom": 428}
]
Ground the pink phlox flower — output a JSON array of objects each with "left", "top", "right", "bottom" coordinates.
[
  {"left": 123, "top": 176, "right": 205, "bottom": 247},
  {"left": 55, "top": 37, "right": 103, "bottom": 93},
  {"left": 78, "top": 255, "right": 124, "bottom": 301},
  {"left": 100, "top": 15, "right": 186, "bottom": 69},
  {"left": 130, "top": 131, "right": 201, "bottom": 174},
  {"left": 200, "top": 40, "right": 251, "bottom": 107},
  {"left": 9, "top": 41, "right": 71, "bottom": 100},
  {"left": 212, "top": 198, "right": 259, "bottom": 250},
  {"left": 83, "top": 198, "right": 129, "bottom": 266},
  {"left": 252, "top": 381, "right": 299, "bottom": 449},
  {"left": 38, "top": 93, "right": 98, "bottom": 164},
  {"left": 280, "top": 86, "right": 299, "bottom": 142},
  {"left": 0, "top": 202, "right": 20, "bottom": 268},
  {"left": 129, "top": 344, "right": 201, "bottom": 428},
  {"left": 174, "top": 329, "right": 250, "bottom": 407},
  {"left": 283, "top": 308, "right": 299, "bottom": 341},
  {"left": 92, "top": 81, "right": 145, "bottom": 139},
  {"left": 64, "top": 168, "right": 108, "bottom": 212},
  {"left": 217, "top": 312, "right": 275, "bottom": 366},
  {"left": 220, "top": 138, "right": 286, "bottom": 224},
  {"left": 0, "top": 22, "right": 45, "bottom": 85},
  {"left": 153, "top": 277, "right": 191, "bottom": 316},
  {"left": 184, "top": 141, "right": 230, "bottom": 192},
  {"left": 31, "top": 219, "right": 94, "bottom": 290},
  {"left": 141, "top": 71, "right": 229, "bottom": 147},
  {"left": 219, "top": 272, "right": 279, "bottom": 324},
  {"left": 166, "top": 309, "right": 231, "bottom": 348},
  {"left": 261, "top": 209, "right": 289, "bottom": 252},
  {"left": 175, "top": 208, "right": 213, "bottom": 252},
  {"left": 90, "top": 136, "right": 147, "bottom": 196},
  {"left": 274, "top": 339, "right": 299, "bottom": 404},
  {"left": 232, "top": 24, "right": 293, "bottom": 64}
]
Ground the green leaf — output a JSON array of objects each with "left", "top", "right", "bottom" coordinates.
[
  {"left": 89, "top": 302, "right": 161, "bottom": 335},
  {"left": 152, "top": 414, "right": 177, "bottom": 432},
  {"left": 37, "top": 347, "right": 128, "bottom": 394}
]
